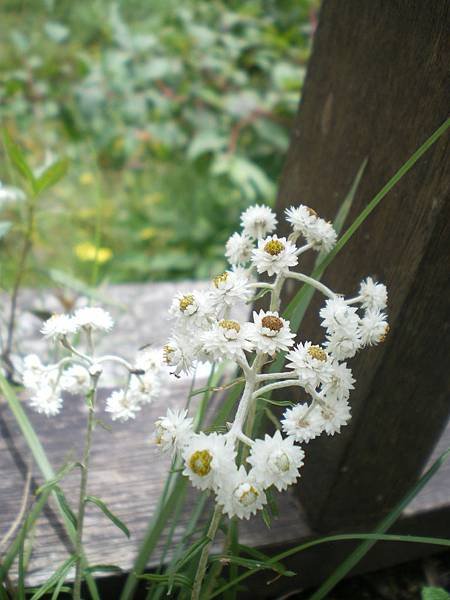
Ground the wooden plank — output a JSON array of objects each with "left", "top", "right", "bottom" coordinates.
[{"left": 274, "top": 0, "right": 450, "bottom": 531}]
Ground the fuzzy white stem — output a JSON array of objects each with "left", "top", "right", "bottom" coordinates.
[
  {"left": 294, "top": 242, "right": 313, "bottom": 256},
  {"left": 256, "top": 371, "right": 294, "bottom": 382},
  {"left": 287, "top": 272, "right": 336, "bottom": 299},
  {"left": 345, "top": 294, "right": 363, "bottom": 305},
  {"left": 96, "top": 355, "right": 136, "bottom": 371},
  {"left": 61, "top": 337, "right": 92, "bottom": 364},
  {"left": 252, "top": 379, "right": 301, "bottom": 399}
]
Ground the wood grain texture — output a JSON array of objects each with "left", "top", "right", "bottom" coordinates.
[{"left": 275, "top": 0, "right": 450, "bottom": 530}]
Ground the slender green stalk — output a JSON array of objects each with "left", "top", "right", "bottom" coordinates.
[
  {"left": 191, "top": 505, "right": 223, "bottom": 600},
  {"left": 1, "top": 197, "right": 35, "bottom": 379},
  {"left": 73, "top": 387, "right": 97, "bottom": 600}
]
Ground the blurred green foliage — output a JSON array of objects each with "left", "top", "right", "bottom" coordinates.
[{"left": 0, "top": 0, "right": 316, "bottom": 286}]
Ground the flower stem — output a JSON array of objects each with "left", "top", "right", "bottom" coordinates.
[
  {"left": 191, "top": 505, "right": 223, "bottom": 600},
  {"left": 73, "top": 386, "right": 97, "bottom": 600}
]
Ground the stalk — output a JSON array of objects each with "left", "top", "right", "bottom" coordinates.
[
  {"left": 190, "top": 505, "right": 223, "bottom": 600},
  {"left": 73, "top": 384, "right": 97, "bottom": 600}
]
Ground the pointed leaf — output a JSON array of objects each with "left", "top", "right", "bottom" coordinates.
[
  {"left": 84, "top": 564, "right": 122, "bottom": 574},
  {"left": 35, "top": 462, "right": 78, "bottom": 496},
  {"left": 2, "top": 130, "right": 36, "bottom": 190},
  {"left": 35, "top": 158, "right": 69, "bottom": 195},
  {"left": 85, "top": 495, "right": 130, "bottom": 538},
  {"left": 30, "top": 555, "right": 77, "bottom": 600},
  {"left": 54, "top": 487, "right": 78, "bottom": 530}
]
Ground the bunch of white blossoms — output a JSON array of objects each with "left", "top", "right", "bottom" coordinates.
[
  {"left": 22, "top": 307, "right": 164, "bottom": 421},
  {"left": 154, "top": 203, "right": 389, "bottom": 520}
]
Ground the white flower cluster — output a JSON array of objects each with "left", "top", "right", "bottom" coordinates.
[
  {"left": 155, "top": 203, "right": 389, "bottom": 520},
  {"left": 22, "top": 307, "right": 164, "bottom": 421}
]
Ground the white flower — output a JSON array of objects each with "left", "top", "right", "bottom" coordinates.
[
  {"left": 225, "top": 232, "right": 254, "bottom": 266},
  {"left": 246, "top": 310, "right": 295, "bottom": 356},
  {"left": 281, "top": 403, "right": 325, "bottom": 443},
  {"left": 73, "top": 306, "right": 114, "bottom": 332},
  {"left": 163, "top": 335, "right": 197, "bottom": 376},
  {"left": 285, "top": 205, "right": 317, "bottom": 233},
  {"left": 320, "top": 399, "right": 351, "bottom": 435},
  {"left": 359, "top": 310, "right": 389, "bottom": 347},
  {"left": 251, "top": 235, "right": 298, "bottom": 276},
  {"left": 182, "top": 433, "right": 236, "bottom": 491},
  {"left": 247, "top": 431, "right": 304, "bottom": 491},
  {"left": 304, "top": 218, "right": 337, "bottom": 253},
  {"left": 22, "top": 354, "right": 46, "bottom": 389},
  {"left": 240, "top": 204, "right": 277, "bottom": 239},
  {"left": 325, "top": 329, "right": 362, "bottom": 360},
  {"left": 319, "top": 297, "right": 359, "bottom": 334},
  {"left": 216, "top": 465, "right": 267, "bottom": 520},
  {"left": 320, "top": 298, "right": 362, "bottom": 359},
  {"left": 105, "top": 389, "right": 141, "bottom": 422},
  {"left": 41, "top": 314, "right": 78, "bottom": 339},
  {"left": 322, "top": 361, "right": 355, "bottom": 402},
  {"left": 286, "top": 342, "right": 333, "bottom": 389},
  {"left": 128, "top": 371, "right": 161, "bottom": 405},
  {"left": 201, "top": 320, "right": 253, "bottom": 362},
  {"left": 29, "top": 387, "right": 63, "bottom": 417},
  {"left": 359, "top": 277, "right": 388, "bottom": 312},
  {"left": 154, "top": 408, "right": 194, "bottom": 454},
  {"left": 209, "top": 270, "right": 253, "bottom": 312},
  {"left": 60, "top": 365, "right": 91, "bottom": 394},
  {"left": 134, "top": 347, "right": 164, "bottom": 374},
  {"left": 169, "top": 290, "right": 214, "bottom": 331}
]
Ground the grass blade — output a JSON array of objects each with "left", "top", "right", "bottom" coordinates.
[
  {"left": 309, "top": 447, "right": 450, "bottom": 600},
  {"left": 207, "top": 447, "right": 450, "bottom": 598},
  {"left": 30, "top": 555, "right": 77, "bottom": 600}
]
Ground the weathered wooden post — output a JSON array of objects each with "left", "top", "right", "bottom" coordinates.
[{"left": 275, "top": 0, "right": 450, "bottom": 531}]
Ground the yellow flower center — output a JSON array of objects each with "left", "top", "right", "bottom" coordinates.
[
  {"left": 379, "top": 324, "right": 390, "bottom": 342},
  {"left": 307, "top": 345, "right": 327, "bottom": 361},
  {"left": 179, "top": 294, "right": 195, "bottom": 312},
  {"left": 163, "top": 345, "right": 174, "bottom": 364},
  {"left": 272, "top": 451, "right": 290, "bottom": 472},
  {"left": 264, "top": 239, "right": 285, "bottom": 256},
  {"left": 213, "top": 272, "right": 228, "bottom": 288},
  {"left": 236, "top": 484, "right": 259, "bottom": 507},
  {"left": 261, "top": 315, "right": 283, "bottom": 332},
  {"left": 189, "top": 450, "right": 213, "bottom": 476},
  {"left": 219, "top": 319, "right": 241, "bottom": 333}
]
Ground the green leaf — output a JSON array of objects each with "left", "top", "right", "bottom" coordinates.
[
  {"left": 422, "top": 587, "right": 450, "bottom": 600},
  {"left": 85, "top": 495, "right": 130, "bottom": 538},
  {"left": 136, "top": 572, "right": 192, "bottom": 590},
  {"left": 210, "top": 554, "right": 295, "bottom": 577},
  {"left": 0, "top": 221, "right": 12, "bottom": 239},
  {"left": 35, "top": 461, "right": 78, "bottom": 496},
  {"left": 34, "top": 158, "right": 69, "bottom": 195},
  {"left": 84, "top": 564, "right": 122, "bottom": 574},
  {"left": 2, "top": 130, "right": 36, "bottom": 190},
  {"left": 258, "top": 397, "right": 294, "bottom": 407},
  {"left": 54, "top": 487, "right": 78, "bottom": 531},
  {"left": 30, "top": 556, "right": 77, "bottom": 600},
  {"left": 172, "top": 537, "right": 210, "bottom": 572}
]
